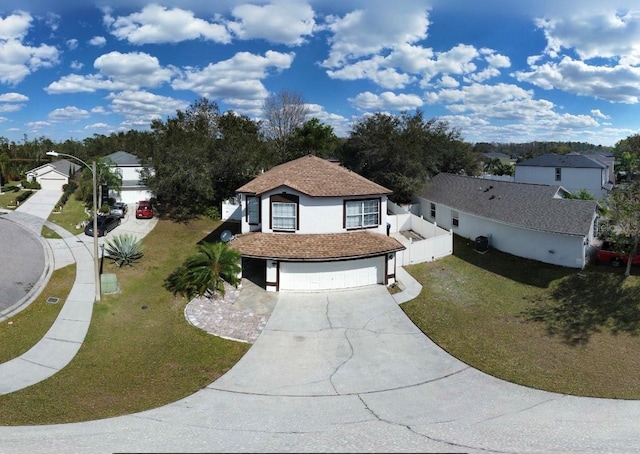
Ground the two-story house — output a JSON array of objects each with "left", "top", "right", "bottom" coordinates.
[
  {"left": 105, "top": 151, "right": 153, "bottom": 204},
  {"left": 228, "top": 155, "right": 405, "bottom": 292},
  {"left": 514, "top": 153, "right": 613, "bottom": 199}
]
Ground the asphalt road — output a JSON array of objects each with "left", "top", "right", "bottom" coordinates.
[{"left": 0, "top": 216, "right": 46, "bottom": 316}]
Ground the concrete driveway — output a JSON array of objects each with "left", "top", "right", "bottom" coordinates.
[{"left": 2, "top": 285, "right": 640, "bottom": 453}]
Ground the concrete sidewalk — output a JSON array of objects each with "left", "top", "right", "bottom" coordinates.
[{"left": 0, "top": 190, "right": 96, "bottom": 395}]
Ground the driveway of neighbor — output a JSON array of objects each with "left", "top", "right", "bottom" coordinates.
[{"left": 2, "top": 284, "right": 640, "bottom": 453}]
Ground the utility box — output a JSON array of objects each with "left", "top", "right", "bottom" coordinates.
[{"left": 475, "top": 235, "right": 489, "bottom": 254}]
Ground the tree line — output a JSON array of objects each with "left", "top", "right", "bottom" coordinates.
[{"left": 1, "top": 92, "right": 640, "bottom": 227}]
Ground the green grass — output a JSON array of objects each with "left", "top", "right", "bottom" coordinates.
[
  {"left": 2, "top": 224, "right": 640, "bottom": 425},
  {"left": 402, "top": 234, "right": 640, "bottom": 399},
  {"left": 48, "top": 195, "right": 90, "bottom": 234},
  {"left": 0, "top": 265, "right": 74, "bottom": 362},
  {"left": 0, "top": 217, "right": 250, "bottom": 425},
  {"left": 0, "top": 184, "right": 31, "bottom": 209}
]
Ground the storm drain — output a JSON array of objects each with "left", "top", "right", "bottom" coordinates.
[{"left": 46, "top": 297, "right": 59, "bottom": 304}]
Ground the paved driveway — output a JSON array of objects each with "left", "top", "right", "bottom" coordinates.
[{"left": 2, "top": 285, "right": 640, "bottom": 453}]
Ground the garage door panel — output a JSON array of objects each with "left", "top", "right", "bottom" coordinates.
[{"left": 280, "top": 257, "right": 383, "bottom": 291}]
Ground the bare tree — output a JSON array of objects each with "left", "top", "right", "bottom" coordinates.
[{"left": 262, "top": 90, "right": 309, "bottom": 163}]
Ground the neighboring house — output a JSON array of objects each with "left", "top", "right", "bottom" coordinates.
[
  {"left": 414, "top": 173, "right": 600, "bottom": 269},
  {"left": 514, "top": 152, "right": 613, "bottom": 199},
  {"left": 227, "top": 155, "right": 406, "bottom": 292},
  {"left": 26, "top": 159, "right": 80, "bottom": 190},
  {"left": 105, "top": 151, "right": 153, "bottom": 204}
]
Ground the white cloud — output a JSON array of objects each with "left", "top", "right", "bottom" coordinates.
[
  {"left": 591, "top": 109, "right": 610, "bottom": 119},
  {"left": 349, "top": 91, "right": 423, "bottom": 110},
  {"left": 0, "top": 103, "right": 23, "bottom": 113},
  {"left": 45, "top": 74, "right": 131, "bottom": 94},
  {"left": 322, "top": 6, "right": 430, "bottom": 68},
  {"left": 0, "top": 11, "right": 59, "bottom": 85},
  {"left": 227, "top": 0, "right": 316, "bottom": 45},
  {"left": 535, "top": 11, "right": 640, "bottom": 62},
  {"left": 94, "top": 51, "right": 175, "bottom": 87},
  {"left": 84, "top": 122, "right": 110, "bottom": 130},
  {"left": 46, "top": 51, "right": 176, "bottom": 94},
  {"left": 89, "top": 36, "right": 106, "bottom": 47},
  {"left": 106, "top": 90, "right": 189, "bottom": 128},
  {"left": 0, "top": 11, "right": 32, "bottom": 40},
  {"left": 66, "top": 38, "right": 78, "bottom": 50},
  {"left": 513, "top": 56, "right": 640, "bottom": 103},
  {"left": 0, "top": 92, "right": 28, "bottom": 102},
  {"left": 48, "top": 106, "right": 90, "bottom": 122},
  {"left": 104, "top": 4, "right": 231, "bottom": 45},
  {"left": 172, "top": 50, "right": 295, "bottom": 111}
]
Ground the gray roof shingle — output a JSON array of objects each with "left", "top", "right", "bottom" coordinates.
[
  {"left": 516, "top": 153, "right": 607, "bottom": 169},
  {"left": 106, "top": 151, "right": 141, "bottom": 166},
  {"left": 419, "top": 173, "right": 598, "bottom": 236}
]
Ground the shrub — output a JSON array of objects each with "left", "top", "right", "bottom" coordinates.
[
  {"left": 21, "top": 180, "right": 41, "bottom": 190},
  {"left": 204, "top": 206, "right": 221, "bottom": 220},
  {"left": 103, "top": 234, "right": 145, "bottom": 267}
]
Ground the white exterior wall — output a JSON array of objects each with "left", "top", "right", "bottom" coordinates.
[
  {"left": 240, "top": 189, "right": 388, "bottom": 235},
  {"left": 117, "top": 166, "right": 142, "bottom": 181},
  {"left": 515, "top": 166, "right": 607, "bottom": 199},
  {"left": 417, "top": 197, "right": 592, "bottom": 268}
]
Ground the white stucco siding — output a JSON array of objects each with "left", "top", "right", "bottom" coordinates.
[
  {"left": 279, "top": 257, "right": 384, "bottom": 291},
  {"left": 426, "top": 201, "right": 588, "bottom": 268},
  {"left": 117, "top": 166, "right": 143, "bottom": 181},
  {"left": 248, "top": 189, "right": 388, "bottom": 235}
]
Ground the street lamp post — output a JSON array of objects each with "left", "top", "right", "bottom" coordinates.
[{"left": 46, "top": 151, "right": 101, "bottom": 302}]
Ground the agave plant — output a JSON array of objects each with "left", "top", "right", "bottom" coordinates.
[{"left": 104, "top": 233, "right": 144, "bottom": 267}]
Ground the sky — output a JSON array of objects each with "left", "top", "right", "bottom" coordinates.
[{"left": 1, "top": 0, "right": 640, "bottom": 147}]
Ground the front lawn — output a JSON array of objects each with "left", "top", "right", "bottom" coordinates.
[
  {"left": 0, "top": 217, "right": 250, "bottom": 425},
  {"left": 402, "top": 234, "right": 640, "bottom": 399}
]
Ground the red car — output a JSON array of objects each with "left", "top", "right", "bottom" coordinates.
[{"left": 135, "top": 200, "right": 154, "bottom": 219}]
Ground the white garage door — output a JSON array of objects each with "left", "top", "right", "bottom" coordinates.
[
  {"left": 279, "top": 257, "right": 383, "bottom": 291},
  {"left": 38, "top": 177, "right": 66, "bottom": 190}
]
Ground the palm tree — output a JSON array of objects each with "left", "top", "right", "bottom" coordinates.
[{"left": 164, "top": 242, "right": 241, "bottom": 300}]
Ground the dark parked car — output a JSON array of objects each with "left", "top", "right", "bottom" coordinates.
[
  {"left": 84, "top": 214, "right": 121, "bottom": 237},
  {"left": 110, "top": 202, "right": 128, "bottom": 218},
  {"left": 135, "top": 200, "right": 154, "bottom": 219}
]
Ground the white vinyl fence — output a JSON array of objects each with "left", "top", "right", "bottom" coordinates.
[{"left": 387, "top": 201, "right": 452, "bottom": 266}]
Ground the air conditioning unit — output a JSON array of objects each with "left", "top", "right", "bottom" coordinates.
[{"left": 475, "top": 235, "right": 489, "bottom": 254}]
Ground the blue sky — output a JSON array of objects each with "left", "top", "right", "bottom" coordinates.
[{"left": 1, "top": 0, "right": 640, "bottom": 147}]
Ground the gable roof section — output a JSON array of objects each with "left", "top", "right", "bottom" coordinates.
[
  {"left": 237, "top": 155, "right": 392, "bottom": 197},
  {"left": 28, "top": 159, "right": 80, "bottom": 176},
  {"left": 106, "top": 151, "right": 141, "bottom": 166},
  {"left": 516, "top": 153, "right": 606, "bottom": 169},
  {"left": 420, "top": 173, "right": 598, "bottom": 236}
]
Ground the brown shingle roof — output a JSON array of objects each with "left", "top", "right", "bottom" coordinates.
[
  {"left": 236, "top": 155, "right": 392, "bottom": 197},
  {"left": 230, "top": 231, "right": 405, "bottom": 261}
]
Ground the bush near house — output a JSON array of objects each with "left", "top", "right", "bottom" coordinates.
[{"left": 20, "top": 180, "right": 41, "bottom": 190}]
